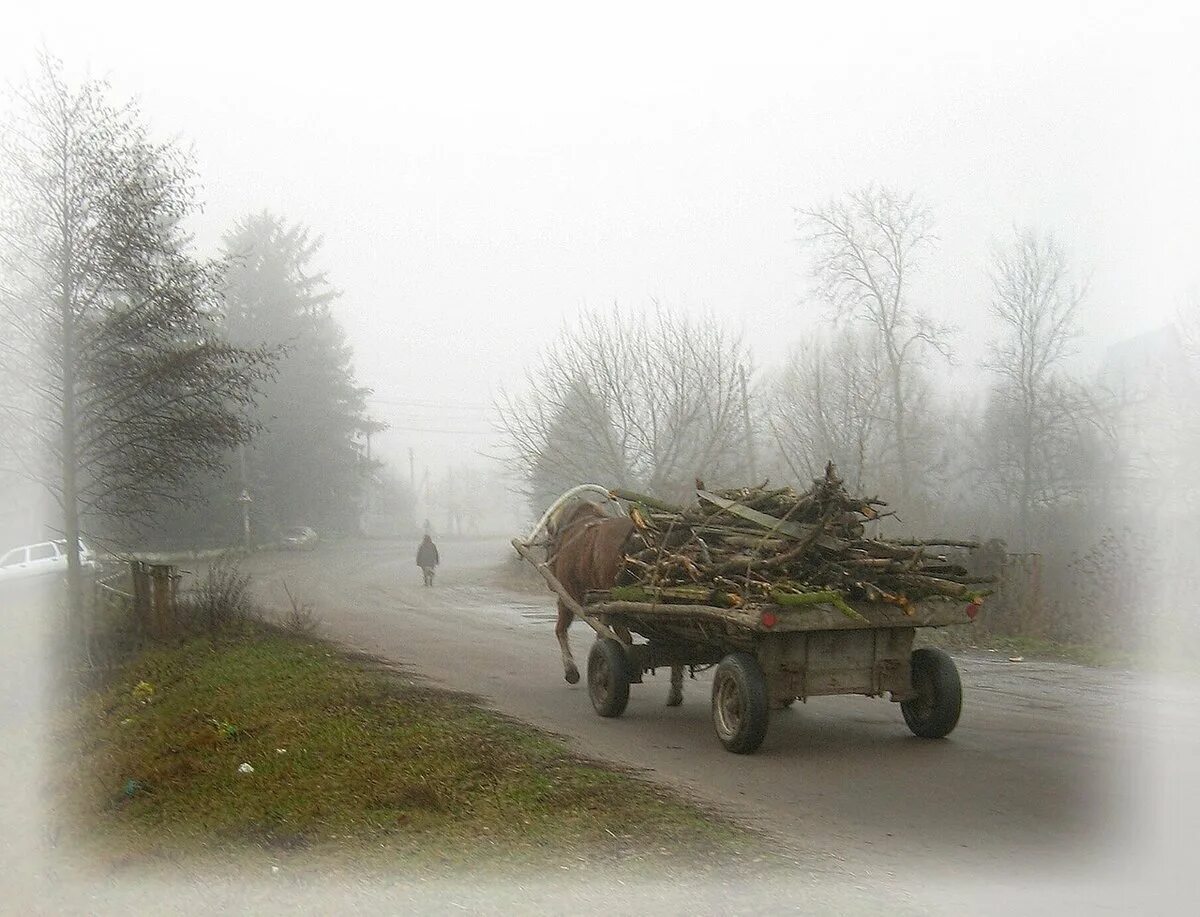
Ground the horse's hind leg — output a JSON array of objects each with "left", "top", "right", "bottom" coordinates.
[
  {"left": 555, "top": 601, "right": 580, "bottom": 684},
  {"left": 667, "top": 664, "right": 684, "bottom": 706}
]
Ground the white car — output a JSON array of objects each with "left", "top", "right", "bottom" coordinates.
[
  {"left": 282, "top": 525, "right": 319, "bottom": 551},
  {"left": 0, "top": 540, "right": 96, "bottom": 583}
]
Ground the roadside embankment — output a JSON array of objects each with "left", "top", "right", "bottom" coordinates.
[{"left": 52, "top": 627, "right": 777, "bottom": 875}]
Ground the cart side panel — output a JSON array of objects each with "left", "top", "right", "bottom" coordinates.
[
  {"left": 758, "top": 627, "right": 915, "bottom": 703},
  {"left": 584, "top": 598, "right": 972, "bottom": 633}
]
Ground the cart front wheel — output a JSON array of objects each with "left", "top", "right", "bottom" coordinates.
[
  {"left": 901, "top": 648, "right": 962, "bottom": 738},
  {"left": 711, "top": 652, "right": 769, "bottom": 754},
  {"left": 588, "top": 638, "right": 632, "bottom": 717}
]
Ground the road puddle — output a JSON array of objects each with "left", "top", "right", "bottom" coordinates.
[{"left": 516, "top": 605, "right": 557, "bottom": 625}]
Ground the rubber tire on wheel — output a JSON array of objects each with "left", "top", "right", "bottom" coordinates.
[
  {"left": 901, "top": 647, "right": 962, "bottom": 738},
  {"left": 711, "top": 652, "right": 770, "bottom": 754},
  {"left": 588, "top": 638, "right": 632, "bottom": 718}
]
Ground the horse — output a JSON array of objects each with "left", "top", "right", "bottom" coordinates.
[{"left": 545, "top": 499, "right": 685, "bottom": 706}]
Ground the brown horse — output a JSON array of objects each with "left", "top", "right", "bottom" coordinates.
[{"left": 546, "top": 500, "right": 684, "bottom": 705}]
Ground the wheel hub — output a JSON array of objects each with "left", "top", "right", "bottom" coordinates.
[
  {"left": 590, "top": 659, "right": 611, "bottom": 701},
  {"left": 909, "top": 669, "right": 934, "bottom": 721},
  {"left": 714, "top": 675, "right": 743, "bottom": 739}
]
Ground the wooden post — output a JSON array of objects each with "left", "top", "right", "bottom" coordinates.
[
  {"left": 150, "top": 565, "right": 174, "bottom": 637},
  {"left": 131, "top": 561, "right": 152, "bottom": 636}
]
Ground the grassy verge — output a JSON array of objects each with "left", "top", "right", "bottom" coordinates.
[
  {"left": 55, "top": 630, "right": 770, "bottom": 872},
  {"left": 918, "top": 624, "right": 1138, "bottom": 669}
]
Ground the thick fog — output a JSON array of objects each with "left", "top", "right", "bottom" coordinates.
[
  {"left": 2, "top": 1, "right": 1198, "bottom": 914},
  {"left": 5, "top": 2, "right": 1196, "bottom": 482}
]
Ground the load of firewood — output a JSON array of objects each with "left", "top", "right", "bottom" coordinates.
[{"left": 607, "top": 464, "right": 991, "bottom": 616}]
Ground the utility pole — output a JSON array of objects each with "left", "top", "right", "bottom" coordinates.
[
  {"left": 238, "top": 443, "right": 253, "bottom": 550},
  {"left": 409, "top": 447, "right": 415, "bottom": 491},
  {"left": 364, "top": 430, "right": 373, "bottom": 518},
  {"left": 238, "top": 490, "right": 253, "bottom": 550},
  {"left": 739, "top": 364, "right": 757, "bottom": 482}
]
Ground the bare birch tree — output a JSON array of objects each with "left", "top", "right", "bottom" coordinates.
[
  {"left": 497, "top": 306, "right": 751, "bottom": 510},
  {"left": 799, "top": 186, "right": 949, "bottom": 504},
  {"left": 766, "top": 327, "right": 886, "bottom": 492},
  {"left": 0, "top": 56, "right": 272, "bottom": 640},
  {"left": 980, "top": 227, "right": 1099, "bottom": 548}
]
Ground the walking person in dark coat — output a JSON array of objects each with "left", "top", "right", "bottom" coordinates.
[{"left": 416, "top": 534, "right": 439, "bottom": 586}]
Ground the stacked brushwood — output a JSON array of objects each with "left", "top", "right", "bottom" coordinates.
[{"left": 607, "top": 464, "right": 992, "bottom": 617}]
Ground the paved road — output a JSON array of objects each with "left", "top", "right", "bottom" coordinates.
[
  {"left": 0, "top": 582, "right": 54, "bottom": 906},
  {"left": 242, "top": 537, "right": 1197, "bottom": 913}
]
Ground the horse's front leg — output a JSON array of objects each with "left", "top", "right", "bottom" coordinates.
[
  {"left": 666, "top": 664, "right": 684, "bottom": 706},
  {"left": 555, "top": 601, "right": 580, "bottom": 684}
]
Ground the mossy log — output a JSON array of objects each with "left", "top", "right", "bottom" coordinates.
[
  {"left": 769, "top": 590, "right": 868, "bottom": 622},
  {"left": 609, "top": 489, "right": 684, "bottom": 514},
  {"left": 609, "top": 584, "right": 743, "bottom": 608}
]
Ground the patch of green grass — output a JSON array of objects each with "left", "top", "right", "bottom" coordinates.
[
  {"left": 918, "top": 625, "right": 1137, "bottom": 669},
  {"left": 56, "top": 632, "right": 764, "bottom": 870}
]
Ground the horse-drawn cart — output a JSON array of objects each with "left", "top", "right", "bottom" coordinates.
[{"left": 512, "top": 535, "right": 976, "bottom": 755}]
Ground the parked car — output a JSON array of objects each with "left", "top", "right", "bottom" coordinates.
[
  {"left": 0, "top": 539, "right": 95, "bottom": 583},
  {"left": 282, "top": 526, "right": 319, "bottom": 551}
]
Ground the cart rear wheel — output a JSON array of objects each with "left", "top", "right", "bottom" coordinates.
[
  {"left": 901, "top": 648, "right": 962, "bottom": 738},
  {"left": 588, "top": 638, "right": 632, "bottom": 718},
  {"left": 711, "top": 652, "right": 769, "bottom": 754}
]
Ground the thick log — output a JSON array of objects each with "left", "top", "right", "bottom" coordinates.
[
  {"left": 891, "top": 537, "right": 981, "bottom": 549},
  {"left": 889, "top": 573, "right": 989, "bottom": 600},
  {"left": 861, "top": 539, "right": 926, "bottom": 560},
  {"left": 610, "top": 584, "right": 742, "bottom": 607},
  {"left": 698, "top": 491, "right": 850, "bottom": 552},
  {"left": 769, "top": 589, "right": 868, "bottom": 622},
  {"left": 586, "top": 598, "right": 972, "bottom": 633},
  {"left": 589, "top": 599, "right": 763, "bottom": 630},
  {"left": 610, "top": 488, "right": 684, "bottom": 514}
]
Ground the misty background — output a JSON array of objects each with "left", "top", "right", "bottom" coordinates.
[
  {"left": 2, "top": 4, "right": 1199, "bottom": 913},
  {"left": 2, "top": 2, "right": 1198, "bottom": 651},
  {"left": 5, "top": 3, "right": 1195, "bottom": 450}
]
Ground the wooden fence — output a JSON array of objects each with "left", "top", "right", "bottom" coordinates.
[{"left": 94, "top": 561, "right": 181, "bottom": 639}]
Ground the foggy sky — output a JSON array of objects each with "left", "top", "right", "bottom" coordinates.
[{"left": 4, "top": 1, "right": 1197, "bottom": 475}]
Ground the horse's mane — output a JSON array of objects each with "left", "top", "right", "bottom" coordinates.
[{"left": 547, "top": 496, "right": 613, "bottom": 534}]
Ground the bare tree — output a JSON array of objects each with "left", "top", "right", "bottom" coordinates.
[
  {"left": 766, "top": 327, "right": 886, "bottom": 492},
  {"left": 497, "top": 306, "right": 752, "bottom": 509},
  {"left": 980, "top": 227, "right": 1101, "bottom": 548},
  {"left": 799, "top": 186, "right": 949, "bottom": 504},
  {"left": 0, "top": 56, "right": 272, "bottom": 639}
]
